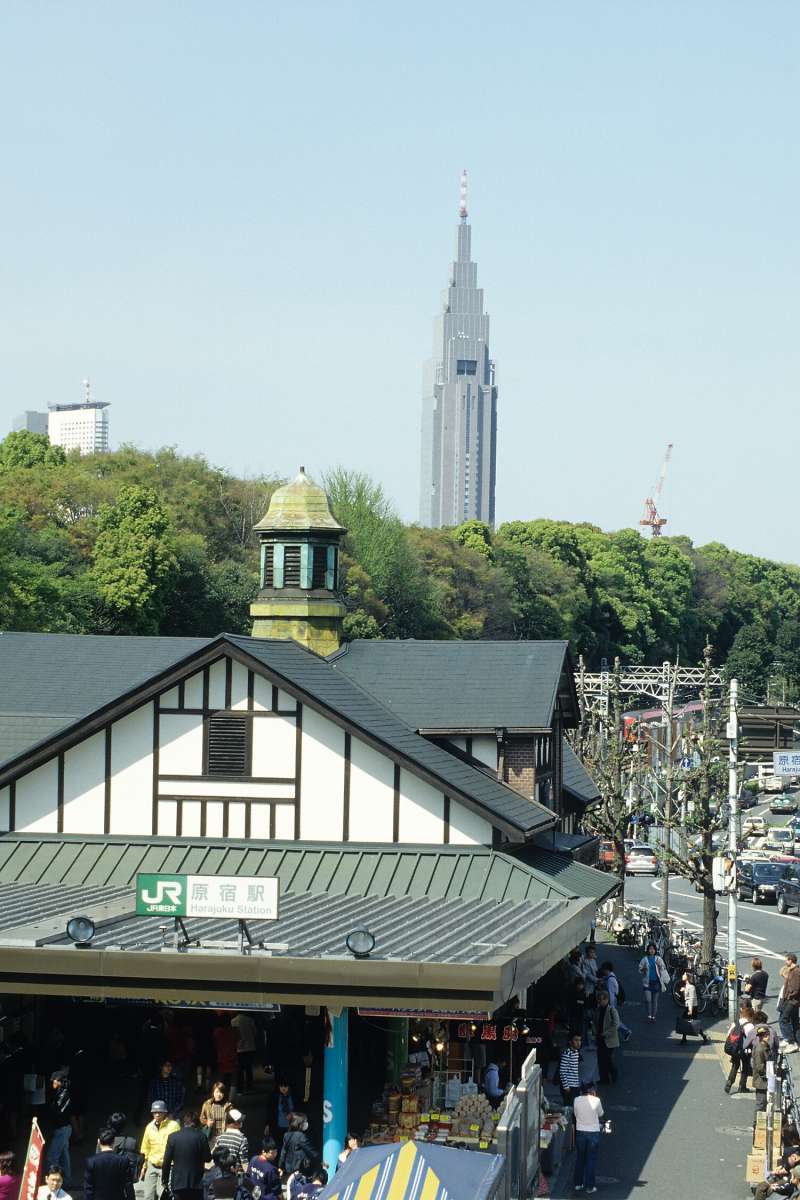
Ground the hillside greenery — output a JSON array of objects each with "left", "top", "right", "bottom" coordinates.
[{"left": 0, "top": 432, "right": 796, "bottom": 697}]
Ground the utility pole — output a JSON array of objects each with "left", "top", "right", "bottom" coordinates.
[
  {"left": 727, "top": 677, "right": 739, "bottom": 1022},
  {"left": 659, "top": 662, "right": 677, "bottom": 920}
]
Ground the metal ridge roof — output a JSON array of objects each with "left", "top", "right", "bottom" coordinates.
[{"left": 0, "top": 835, "right": 610, "bottom": 904}]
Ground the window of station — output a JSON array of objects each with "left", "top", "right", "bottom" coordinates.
[{"left": 456, "top": 359, "right": 477, "bottom": 376}]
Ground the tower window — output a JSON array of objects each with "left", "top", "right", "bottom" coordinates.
[
  {"left": 283, "top": 545, "right": 301, "bottom": 586},
  {"left": 262, "top": 545, "right": 274, "bottom": 587},
  {"left": 206, "top": 712, "right": 249, "bottom": 776},
  {"left": 312, "top": 545, "right": 328, "bottom": 588},
  {"left": 457, "top": 359, "right": 477, "bottom": 376}
]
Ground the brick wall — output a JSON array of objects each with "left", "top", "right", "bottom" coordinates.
[{"left": 504, "top": 737, "right": 536, "bottom": 798}]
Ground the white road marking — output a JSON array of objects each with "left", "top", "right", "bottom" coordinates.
[{"left": 739, "top": 931, "right": 768, "bottom": 941}]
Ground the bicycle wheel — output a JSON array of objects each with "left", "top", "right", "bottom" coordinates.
[{"left": 695, "top": 984, "right": 709, "bottom": 1015}]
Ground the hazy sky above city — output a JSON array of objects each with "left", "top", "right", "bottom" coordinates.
[{"left": 1, "top": 2, "right": 797, "bottom": 560}]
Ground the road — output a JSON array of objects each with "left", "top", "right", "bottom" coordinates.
[{"left": 626, "top": 793, "right": 800, "bottom": 982}]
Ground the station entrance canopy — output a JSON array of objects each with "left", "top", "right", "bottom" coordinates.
[{"left": 0, "top": 835, "right": 604, "bottom": 1011}]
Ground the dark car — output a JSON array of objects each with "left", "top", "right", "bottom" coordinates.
[
  {"left": 777, "top": 864, "right": 800, "bottom": 915},
  {"left": 736, "top": 859, "right": 786, "bottom": 904},
  {"left": 738, "top": 790, "right": 758, "bottom": 811}
]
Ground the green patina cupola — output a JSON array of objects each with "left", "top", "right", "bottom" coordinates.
[{"left": 250, "top": 467, "right": 347, "bottom": 654}]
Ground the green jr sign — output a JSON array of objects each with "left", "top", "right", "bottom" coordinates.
[{"left": 136, "top": 873, "right": 279, "bottom": 920}]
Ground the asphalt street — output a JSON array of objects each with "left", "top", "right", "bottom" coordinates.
[{"left": 626, "top": 793, "right": 800, "bottom": 984}]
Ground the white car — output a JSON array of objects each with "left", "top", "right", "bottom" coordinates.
[
  {"left": 625, "top": 845, "right": 659, "bottom": 875},
  {"left": 765, "top": 828, "right": 797, "bottom": 854}
]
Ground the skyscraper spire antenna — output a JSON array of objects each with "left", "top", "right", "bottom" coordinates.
[
  {"left": 83, "top": 377, "right": 91, "bottom": 404},
  {"left": 459, "top": 169, "right": 468, "bottom": 222}
]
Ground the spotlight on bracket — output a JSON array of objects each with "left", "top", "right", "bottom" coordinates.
[
  {"left": 66, "top": 915, "right": 96, "bottom": 948},
  {"left": 345, "top": 929, "right": 376, "bottom": 959}
]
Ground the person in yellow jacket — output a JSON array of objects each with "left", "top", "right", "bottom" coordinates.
[{"left": 140, "top": 1101, "right": 180, "bottom": 1200}]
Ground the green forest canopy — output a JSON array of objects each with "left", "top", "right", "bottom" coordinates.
[{"left": 0, "top": 431, "right": 796, "bottom": 700}]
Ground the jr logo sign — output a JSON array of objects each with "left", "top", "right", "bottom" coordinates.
[{"left": 136, "top": 874, "right": 186, "bottom": 915}]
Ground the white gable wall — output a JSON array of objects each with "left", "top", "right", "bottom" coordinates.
[
  {"left": 2, "top": 656, "right": 500, "bottom": 847},
  {"left": 472, "top": 736, "right": 497, "bottom": 769}
]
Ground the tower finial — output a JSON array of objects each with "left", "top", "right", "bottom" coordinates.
[
  {"left": 459, "top": 169, "right": 468, "bottom": 221},
  {"left": 83, "top": 377, "right": 91, "bottom": 404}
]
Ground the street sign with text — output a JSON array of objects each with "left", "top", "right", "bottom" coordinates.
[
  {"left": 773, "top": 751, "right": 800, "bottom": 777},
  {"left": 136, "top": 873, "right": 279, "bottom": 920}
]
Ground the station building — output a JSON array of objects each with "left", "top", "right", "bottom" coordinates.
[{"left": 0, "top": 469, "right": 614, "bottom": 1161}]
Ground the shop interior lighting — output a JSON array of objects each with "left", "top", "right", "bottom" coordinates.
[
  {"left": 66, "top": 915, "right": 96, "bottom": 947},
  {"left": 345, "top": 929, "right": 376, "bottom": 959}
]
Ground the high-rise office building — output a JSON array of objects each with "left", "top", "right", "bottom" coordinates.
[
  {"left": 419, "top": 172, "right": 498, "bottom": 528},
  {"left": 12, "top": 411, "right": 49, "bottom": 435},
  {"left": 48, "top": 380, "right": 110, "bottom": 455}
]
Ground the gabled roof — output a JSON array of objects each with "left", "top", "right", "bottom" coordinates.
[
  {"left": 0, "top": 633, "right": 554, "bottom": 840},
  {"left": 562, "top": 742, "right": 601, "bottom": 805},
  {"left": 329, "top": 639, "right": 578, "bottom": 730}
]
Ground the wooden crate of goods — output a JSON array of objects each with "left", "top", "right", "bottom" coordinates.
[
  {"left": 746, "top": 1151, "right": 766, "bottom": 1184},
  {"left": 401, "top": 1096, "right": 419, "bottom": 1114}
]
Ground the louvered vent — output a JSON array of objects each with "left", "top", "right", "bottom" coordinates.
[
  {"left": 283, "top": 545, "right": 301, "bottom": 586},
  {"left": 263, "top": 545, "right": 274, "bottom": 587},
  {"left": 207, "top": 712, "right": 248, "bottom": 776}
]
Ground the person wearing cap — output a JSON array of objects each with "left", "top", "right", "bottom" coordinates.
[
  {"left": 140, "top": 1101, "right": 180, "bottom": 1200},
  {"left": 751, "top": 1024, "right": 773, "bottom": 1116},
  {"left": 211, "top": 1111, "right": 249, "bottom": 1171}
]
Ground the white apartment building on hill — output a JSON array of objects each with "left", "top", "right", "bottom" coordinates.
[{"left": 48, "top": 399, "right": 110, "bottom": 454}]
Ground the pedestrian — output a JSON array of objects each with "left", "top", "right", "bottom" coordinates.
[
  {"left": 37, "top": 1165, "right": 72, "bottom": 1200},
  {"left": 751, "top": 1025, "right": 772, "bottom": 1118},
  {"left": 725, "top": 1001, "right": 756, "bottom": 1095},
  {"left": 572, "top": 1082, "right": 604, "bottom": 1195},
  {"left": 47, "top": 1072, "right": 74, "bottom": 1185},
  {"left": 212, "top": 1020, "right": 239, "bottom": 1100},
  {"left": 230, "top": 1014, "right": 257, "bottom": 1095},
  {"left": 483, "top": 1060, "right": 504, "bottom": 1106},
  {"left": 162, "top": 1111, "right": 209, "bottom": 1200},
  {"left": 147, "top": 1060, "right": 185, "bottom": 1119},
  {"left": 84, "top": 1128, "right": 135, "bottom": 1200},
  {"left": 212, "top": 1110, "right": 248, "bottom": 1171},
  {"left": 106, "top": 1113, "right": 142, "bottom": 1179},
  {"left": 200, "top": 1083, "right": 231, "bottom": 1149},
  {"left": 568, "top": 979, "right": 588, "bottom": 1037},
  {"left": 638, "top": 942, "right": 670, "bottom": 1023},
  {"left": 203, "top": 1147, "right": 238, "bottom": 1200},
  {"left": 752, "top": 1006, "right": 780, "bottom": 1055},
  {"left": 566, "top": 949, "right": 583, "bottom": 985},
  {"left": 598, "top": 962, "right": 620, "bottom": 1009},
  {"left": 335, "top": 1134, "right": 359, "bottom": 1173},
  {"left": 139, "top": 1100, "right": 180, "bottom": 1200},
  {"left": 245, "top": 1138, "right": 281, "bottom": 1199},
  {"left": 558, "top": 1034, "right": 582, "bottom": 1107},
  {"left": 779, "top": 953, "right": 800, "bottom": 1054},
  {"left": 0, "top": 1153, "right": 20, "bottom": 1200},
  {"left": 266, "top": 1079, "right": 294, "bottom": 1146},
  {"left": 581, "top": 945, "right": 599, "bottom": 1000},
  {"left": 745, "top": 958, "right": 770, "bottom": 1003},
  {"left": 278, "top": 1114, "right": 317, "bottom": 1179},
  {"left": 294, "top": 1166, "right": 327, "bottom": 1200},
  {"left": 594, "top": 991, "right": 620, "bottom": 1085},
  {"left": 677, "top": 972, "right": 710, "bottom": 1044}
]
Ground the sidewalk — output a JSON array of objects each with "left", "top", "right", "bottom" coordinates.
[{"left": 547, "top": 943, "right": 752, "bottom": 1199}]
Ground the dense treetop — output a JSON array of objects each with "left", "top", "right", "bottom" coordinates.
[{"left": 0, "top": 432, "right": 795, "bottom": 698}]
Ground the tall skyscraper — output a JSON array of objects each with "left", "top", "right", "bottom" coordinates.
[
  {"left": 48, "top": 380, "right": 110, "bottom": 455},
  {"left": 12, "top": 411, "right": 48, "bottom": 435},
  {"left": 419, "top": 172, "right": 498, "bottom": 528}
]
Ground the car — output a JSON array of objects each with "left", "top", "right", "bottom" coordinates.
[
  {"left": 770, "top": 796, "right": 798, "bottom": 814},
  {"left": 625, "top": 844, "right": 658, "bottom": 875},
  {"left": 766, "top": 776, "right": 786, "bottom": 795},
  {"left": 743, "top": 816, "right": 768, "bottom": 838},
  {"left": 777, "top": 865, "right": 800, "bottom": 914},
  {"left": 765, "top": 827, "right": 798, "bottom": 854},
  {"left": 736, "top": 859, "right": 786, "bottom": 904},
  {"left": 598, "top": 839, "right": 634, "bottom": 869},
  {"left": 739, "top": 791, "right": 758, "bottom": 810}
]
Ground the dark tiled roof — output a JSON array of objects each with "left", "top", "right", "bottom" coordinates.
[
  {"left": 0, "top": 714, "right": 74, "bottom": 764},
  {"left": 509, "top": 844, "right": 619, "bottom": 903},
  {"left": 0, "top": 834, "right": 600, "bottom": 903},
  {"left": 562, "top": 742, "right": 600, "bottom": 804},
  {"left": 228, "top": 637, "right": 552, "bottom": 837},
  {"left": 330, "top": 639, "right": 571, "bottom": 730}
]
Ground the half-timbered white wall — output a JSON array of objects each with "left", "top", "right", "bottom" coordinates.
[{"left": 2, "top": 654, "right": 499, "bottom": 846}]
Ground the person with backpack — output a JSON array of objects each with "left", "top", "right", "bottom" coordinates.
[
  {"left": 106, "top": 1114, "right": 142, "bottom": 1180},
  {"left": 751, "top": 1025, "right": 773, "bottom": 1116},
  {"left": 599, "top": 962, "right": 631, "bottom": 1042},
  {"left": 724, "top": 1000, "right": 756, "bottom": 1095}
]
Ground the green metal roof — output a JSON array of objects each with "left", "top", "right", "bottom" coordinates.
[
  {"left": 330, "top": 639, "right": 576, "bottom": 730},
  {"left": 0, "top": 834, "right": 612, "bottom": 904}
]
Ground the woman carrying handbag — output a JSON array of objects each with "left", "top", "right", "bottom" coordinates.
[{"left": 638, "top": 943, "right": 670, "bottom": 1023}]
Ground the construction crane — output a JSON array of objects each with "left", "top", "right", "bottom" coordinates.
[{"left": 640, "top": 443, "right": 673, "bottom": 536}]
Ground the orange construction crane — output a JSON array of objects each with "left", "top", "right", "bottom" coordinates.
[{"left": 640, "top": 443, "right": 673, "bottom": 536}]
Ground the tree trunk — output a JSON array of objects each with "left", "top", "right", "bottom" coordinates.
[
  {"left": 702, "top": 872, "right": 718, "bottom": 969},
  {"left": 613, "top": 838, "right": 626, "bottom": 911}
]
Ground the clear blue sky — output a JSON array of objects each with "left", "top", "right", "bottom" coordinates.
[{"left": 1, "top": 2, "right": 797, "bottom": 560}]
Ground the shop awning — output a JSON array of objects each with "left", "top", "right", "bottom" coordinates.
[{"left": 319, "top": 1139, "right": 504, "bottom": 1200}]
